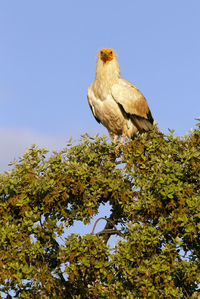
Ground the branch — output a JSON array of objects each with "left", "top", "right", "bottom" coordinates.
[
  {"left": 97, "top": 228, "right": 124, "bottom": 238},
  {"left": 91, "top": 217, "right": 124, "bottom": 242}
]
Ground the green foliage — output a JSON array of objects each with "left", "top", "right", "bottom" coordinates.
[{"left": 0, "top": 126, "right": 200, "bottom": 298}]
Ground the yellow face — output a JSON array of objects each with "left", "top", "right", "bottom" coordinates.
[{"left": 100, "top": 48, "right": 114, "bottom": 63}]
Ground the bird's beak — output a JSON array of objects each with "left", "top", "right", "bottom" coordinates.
[
  {"left": 103, "top": 53, "right": 108, "bottom": 60},
  {"left": 100, "top": 51, "right": 110, "bottom": 63}
]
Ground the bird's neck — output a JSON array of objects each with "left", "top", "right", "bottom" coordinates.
[{"left": 95, "top": 59, "right": 120, "bottom": 85}]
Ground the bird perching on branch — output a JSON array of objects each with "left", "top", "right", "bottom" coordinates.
[{"left": 87, "top": 48, "right": 154, "bottom": 147}]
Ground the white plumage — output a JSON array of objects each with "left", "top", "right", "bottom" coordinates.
[{"left": 87, "top": 48, "right": 154, "bottom": 145}]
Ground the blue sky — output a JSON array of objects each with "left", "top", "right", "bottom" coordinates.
[{"left": 1, "top": 1, "right": 200, "bottom": 171}]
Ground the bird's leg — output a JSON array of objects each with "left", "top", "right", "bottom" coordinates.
[
  {"left": 109, "top": 133, "right": 124, "bottom": 153},
  {"left": 115, "top": 136, "right": 125, "bottom": 150}
]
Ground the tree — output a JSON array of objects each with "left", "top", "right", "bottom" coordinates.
[{"left": 0, "top": 124, "right": 200, "bottom": 298}]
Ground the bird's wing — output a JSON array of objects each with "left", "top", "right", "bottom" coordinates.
[
  {"left": 87, "top": 85, "right": 101, "bottom": 123},
  {"left": 111, "top": 78, "right": 154, "bottom": 131}
]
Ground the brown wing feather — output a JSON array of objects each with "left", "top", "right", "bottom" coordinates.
[
  {"left": 131, "top": 112, "right": 153, "bottom": 132},
  {"left": 111, "top": 79, "right": 154, "bottom": 131}
]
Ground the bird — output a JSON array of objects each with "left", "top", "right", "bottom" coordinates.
[{"left": 87, "top": 48, "right": 154, "bottom": 147}]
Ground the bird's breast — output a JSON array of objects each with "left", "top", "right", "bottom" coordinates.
[
  {"left": 94, "top": 84, "right": 110, "bottom": 101},
  {"left": 92, "top": 95, "right": 125, "bottom": 134}
]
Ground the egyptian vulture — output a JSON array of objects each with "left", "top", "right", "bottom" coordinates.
[{"left": 87, "top": 48, "right": 154, "bottom": 146}]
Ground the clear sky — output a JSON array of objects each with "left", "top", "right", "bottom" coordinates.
[{"left": 1, "top": 1, "right": 200, "bottom": 171}]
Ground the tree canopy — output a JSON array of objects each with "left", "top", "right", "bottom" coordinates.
[{"left": 0, "top": 124, "right": 200, "bottom": 298}]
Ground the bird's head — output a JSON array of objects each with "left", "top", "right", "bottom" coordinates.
[{"left": 99, "top": 48, "right": 114, "bottom": 64}]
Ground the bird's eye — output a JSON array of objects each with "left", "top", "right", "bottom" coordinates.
[
  {"left": 110, "top": 51, "right": 113, "bottom": 55},
  {"left": 100, "top": 51, "right": 103, "bottom": 55}
]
